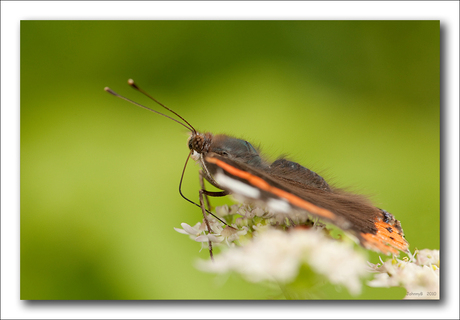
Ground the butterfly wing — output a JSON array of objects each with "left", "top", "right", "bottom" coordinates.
[{"left": 205, "top": 153, "right": 409, "bottom": 255}]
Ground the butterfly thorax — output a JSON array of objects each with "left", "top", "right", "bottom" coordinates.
[
  {"left": 189, "top": 133, "right": 262, "bottom": 165},
  {"left": 188, "top": 133, "right": 264, "bottom": 188}
]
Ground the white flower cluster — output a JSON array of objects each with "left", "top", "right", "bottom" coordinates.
[
  {"left": 196, "top": 227, "right": 368, "bottom": 295},
  {"left": 367, "top": 249, "right": 440, "bottom": 299},
  {"left": 175, "top": 204, "right": 369, "bottom": 295},
  {"left": 175, "top": 204, "right": 440, "bottom": 299}
]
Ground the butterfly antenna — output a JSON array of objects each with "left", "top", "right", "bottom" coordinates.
[
  {"left": 128, "top": 79, "right": 197, "bottom": 134},
  {"left": 104, "top": 87, "right": 194, "bottom": 132},
  {"left": 179, "top": 151, "right": 230, "bottom": 226}
]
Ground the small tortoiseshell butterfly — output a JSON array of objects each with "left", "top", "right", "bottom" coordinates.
[{"left": 105, "top": 80, "right": 409, "bottom": 259}]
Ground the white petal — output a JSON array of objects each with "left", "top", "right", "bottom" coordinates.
[
  {"left": 195, "top": 235, "right": 210, "bottom": 242},
  {"left": 181, "top": 222, "right": 199, "bottom": 235},
  {"left": 207, "top": 234, "right": 224, "bottom": 243},
  {"left": 173, "top": 227, "right": 190, "bottom": 235}
]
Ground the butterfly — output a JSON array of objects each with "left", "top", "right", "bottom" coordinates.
[{"left": 105, "top": 80, "right": 409, "bottom": 260}]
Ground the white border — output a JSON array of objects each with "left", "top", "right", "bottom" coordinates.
[{"left": 2, "top": 1, "right": 458, "bottom": 319}]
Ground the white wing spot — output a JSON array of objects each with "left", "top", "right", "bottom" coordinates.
[
  {"left": 267, "top": 198, "right": 291, "bottom": 213},
  {"left": 215, "top": 172, "right": 260, "bottom": 199}
]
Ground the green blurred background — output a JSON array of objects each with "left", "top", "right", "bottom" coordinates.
[{"left": 21, "top": 21, "right": 439, "bottom": 300}]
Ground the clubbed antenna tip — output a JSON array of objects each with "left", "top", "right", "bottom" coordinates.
[
  {"left": 104, "top": 87, "right": 117, "bottom": 96},
  {"left": 128, "top": 79, "right": 140, "bottom": 90}
]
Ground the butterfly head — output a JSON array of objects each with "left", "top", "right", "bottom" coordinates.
[{"left": 188, "top": 132, "right": 213, "bottom": 161}]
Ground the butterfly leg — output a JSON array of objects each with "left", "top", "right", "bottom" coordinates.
[
  {"left": 198, "top": 171, "right": 230, "bottom": 261},
  {"left": 198, "top": 189, "right": 214, "bottom": 261},
  {"left": 199, "top": 171, "right": 212, "bottom": 211},
  {"left": 197, "top": 190, "right": 229, "bottom": 261}
]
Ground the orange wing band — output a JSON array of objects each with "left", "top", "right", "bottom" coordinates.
[{"left": 207, "top": 157, "right": 336, "bottom": 220}]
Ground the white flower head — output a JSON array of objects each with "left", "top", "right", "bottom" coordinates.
[
  {"left": 415, "top": 249, "right": 440, "bottom": 267},
  {"left": 367, "top": 249, "right": 440, "bottom": 299},
  {"left": 237, "top": 204, "right": 254, "bottom": 219},
  {"left": 173, "top": 222, "right": 204, "bottom": 240},
  {"left": 175, "top": 204, "right": 252, "bottom": 250},
  {"left": 196, "top": 227, "right": 368, "bottom": 295},
  {"left": 215, "top": 204, "right": 230, "bottom": 217},
  {"left": 221, "top": 225, "right": 247, "bottom": 239}
]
